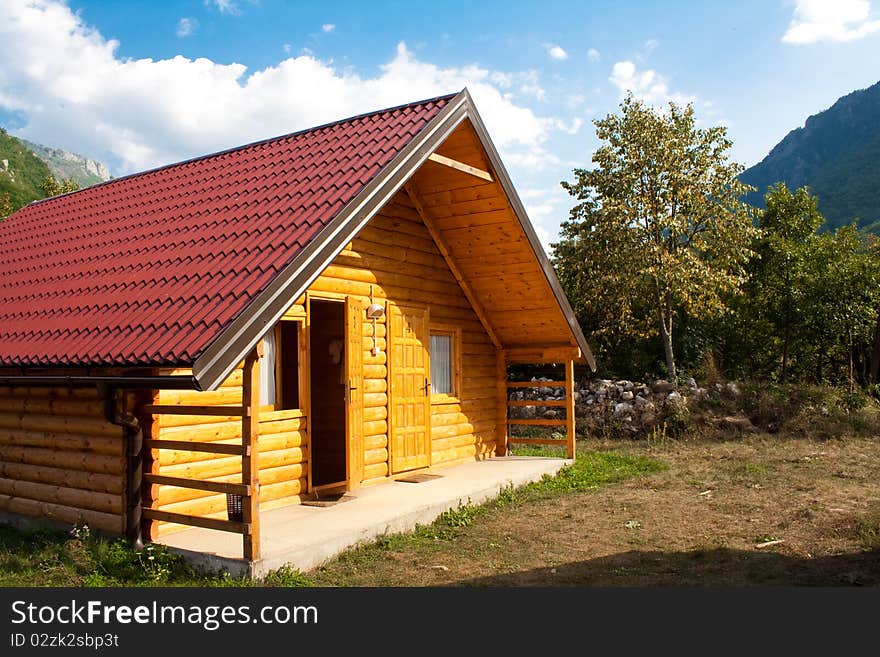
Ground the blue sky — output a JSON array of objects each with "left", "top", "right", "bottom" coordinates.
[{"left": 2, "top": 0, "right": 879, "bottom": 248}]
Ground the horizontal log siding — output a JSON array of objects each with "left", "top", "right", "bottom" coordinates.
[
  {"left": 0, "top": 385, "right": 127, "bottom": 534},
  {"left": 151, "top": 366, "right": 307, "bottom": 537},
  {"left": 310, "top": 191, "right": 498, "bottom": 484}
]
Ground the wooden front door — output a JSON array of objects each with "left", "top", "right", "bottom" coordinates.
[{"left": 389, "top": 304, "right": 431, "bottom": 473}]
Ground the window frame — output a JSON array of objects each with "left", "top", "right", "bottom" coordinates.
[
  {"left": 260, "top": 319, "right": 306, "bottom": 413},
  {"left": 429, "top": 323, "right": 462, "bottom": 405}
]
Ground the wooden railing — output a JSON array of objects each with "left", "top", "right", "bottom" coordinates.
[
  {"left": 505, "top": 360, "right": 576, "bottom": 459},
  {"left": 141, "top": 348, "right": 263, "bottom": 561}
]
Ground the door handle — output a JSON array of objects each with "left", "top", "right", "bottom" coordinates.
[{"left": 424, "top": 378, "right": 431, "bottom": 394}]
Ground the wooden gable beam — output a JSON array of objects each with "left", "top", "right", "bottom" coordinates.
[
  {"left": 404, "top": 182, "right": 503, "bottom": 350},
  {"left": 504, "top": 345, "right": 583, "bottom": 364},
  {"left": 427, "top": 153, "right": 493, "bottom": 182}
]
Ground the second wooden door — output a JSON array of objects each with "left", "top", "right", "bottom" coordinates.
[{"left": 389, "top": 304, "right": 431, "bottom": 473}]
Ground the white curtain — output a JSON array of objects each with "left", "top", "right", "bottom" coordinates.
[
  {"left": 430, "top": 334, "right": 452, "bottom": 394},
  {"left": 260, "top": 328, "right": 276, "bottom": 406}
]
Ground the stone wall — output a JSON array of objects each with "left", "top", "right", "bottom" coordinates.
[{"left": 508, "top": 376, "right": 740, "bottom": 436}]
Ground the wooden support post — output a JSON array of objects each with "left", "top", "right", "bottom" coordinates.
[
  {"left": 565, "top": 359, "right": 576, "bottom": 460},
  {"left": 496, "top": 349, "right": 508, "bottom": 456},
  {"left": 242, "top": 345, "right": 262, "bottom": 562},
  {"left": 142, "top": 390, "right": 161, "bottom": 541}
]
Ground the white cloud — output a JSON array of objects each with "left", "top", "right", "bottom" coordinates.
[
  {"left": 504, "top": 146, "right": 561, "bottom": 171},
  {"left": 519, "top": 188, "right": 551, "bottom": 200},
  {"left": 206, "top": 0, "right": 240, "bottom": 15},
  {"left": 0, "top": 1, "right": 571, "bottom": 177},
  {"left": 586, "top": 48, "right": 600, "bottom": 62},
  {"left": 176, "top": 17, "right": 197, "bottom": 38},
  {"left": 546, "top": 44, "right": 568, "bottom": 60},
  {"left": 643, "top": 38, "right": 659, "bottom": 53},
  {"left": 609, "top": 60, "right": 696, "bottom": 106},
  {"left": 517, "top": 69, "right": 546, "bottom": 101},
  {"left": 489, "top": 71, "right": 513, "bottom": 88},
  {"left": 609, "top": 60, "right": 726, "bottom": 132},
  {"left": 322, "top": 23, "right": 335, "bottom": 33},
  {"left": 546, "top": 117, "right": 583, "bottom": 135},
  {"left": 783, "top": 0, "right": 880, "bottom": 43}
]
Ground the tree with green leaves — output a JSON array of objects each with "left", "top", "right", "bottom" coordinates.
[
  {"left": 750, "top": 183, "right": 824, "bottom": 381},
  {"left": 555, "top": 95, "right": 757, "bottom": 378},
  {"left": 1, "top": 176, "right": 80, "bottom": 221},
  {"left": 0, "top": 193, "right": 12, "bottom": 220},
  {"left": 39, "top": 175, "right": 79, "bottom": 198},
  {"left": 800, "top": 225, "right": 880, "bottom": 388}
]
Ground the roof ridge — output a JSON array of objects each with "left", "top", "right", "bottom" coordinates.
[{"left": 26, "top": 90, "right": 463, "bottom": 209}]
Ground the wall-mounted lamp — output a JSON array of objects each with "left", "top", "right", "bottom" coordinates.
[{"left": 366, "top": 290, "right": 385, "bottom": 356}]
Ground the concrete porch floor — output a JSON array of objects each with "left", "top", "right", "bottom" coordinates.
[{"left": 159, "top": 456, "right": 571, "bottom": 578}]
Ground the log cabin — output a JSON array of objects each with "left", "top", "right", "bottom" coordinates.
[{"left": 0, "top": 89, "right": 594, "bottom": 563}]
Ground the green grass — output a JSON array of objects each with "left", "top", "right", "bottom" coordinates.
[
  {"left": 736, "top": 462, "right": 769, "bottom": 477},
  {"left": 495, "top": 448, "right": 666, "bottom": 505},
  {"left": 754, "top": 534, "right": 778, "bottom": 544},
  {"left": 0, "top": 524, "right": 308, "bottom": 587},
  {"left": 261, "top": 564, "right": 315, "bottom": 587},
  {"left": 853, "top": 512, "right": 880, "bottom": 550},
  {"left": 509, "top": 443, "right": 567, "bottom": 457}
]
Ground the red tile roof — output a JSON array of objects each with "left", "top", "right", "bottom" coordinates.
[{"left": 0, "top": 94, "right": 455, "bottom": 367}]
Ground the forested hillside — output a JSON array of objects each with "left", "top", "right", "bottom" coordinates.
[
  {"left": 741, "top": 80, "right": 880, "bottom": 232},
  {"left": 0, "top": 128, "right": 52, "bottom": 213}
]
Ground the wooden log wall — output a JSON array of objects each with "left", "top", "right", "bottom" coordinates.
[
  {"left": 148, "top": 365, "right": 308, "bottom": 538},
  {"left": 0, "top": 385, "right": 127, "bottom": 534},
  {"left": 310, "top": 189, "right": 499, "bottom": 483}
]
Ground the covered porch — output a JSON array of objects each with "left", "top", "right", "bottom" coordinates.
[
  {"left": 158, "top": 453, "right": 570, "bottom": 578},
  {"left": 142, "top": 348, "right": 582, "bottom": 572}
]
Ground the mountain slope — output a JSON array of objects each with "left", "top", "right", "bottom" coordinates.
[
  {"left": 741, "top": 80, "right": 880, "bottom": 232},
  {"left": 0, "top": 128, "right": 52, "bottom": 213},
  {"left": 21, "top": 139, "right": 110, "bottom": 189}
]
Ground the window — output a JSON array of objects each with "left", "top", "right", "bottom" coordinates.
[
  {"left": 260, "top": 320, "right": 302, "bottom": 410},
  {"left": 259, "top": 327, "right": 277, "bottom": 406},
  {"left": 430, "top": 334, "right": 452, "bottom": 394},
  {"left": 430, "top": 325, "right": 461, "bottom": 401}
]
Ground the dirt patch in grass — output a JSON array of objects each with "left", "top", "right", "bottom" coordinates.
[{"left": 309, "top": 434, "right": 880, "bottom": 586}]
